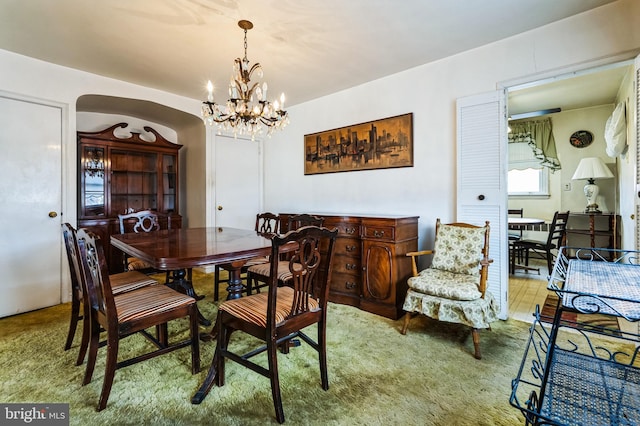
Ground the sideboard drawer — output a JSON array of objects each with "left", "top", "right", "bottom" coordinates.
[
  {"left": 329, "top": 272, "right": 360, "bottom": 295},
  {"left": 362, "top": 225, "right": 395, "bottom": 241},
  {"left": 335, "top": 238, "right": 360, "bottom": 256},
  {"left": 332, "top": 255, "right": 361, "bottom": 275},
  {"left": 323, "top": 217, "right": 361, "bottom": 237}
]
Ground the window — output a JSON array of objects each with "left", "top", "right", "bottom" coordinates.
[{"left": 508, "top": 142, "right": 549, "bottom": 196}]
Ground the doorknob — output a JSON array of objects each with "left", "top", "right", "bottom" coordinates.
[
  {"left": 477, "top": 195, "right": 485, "bottom": 201},
  {"left": 48, "top": 211, "right": 58, "bottom": 218},
  {"left": 217, "top": 206, "right": 223, "bottom": 211}
]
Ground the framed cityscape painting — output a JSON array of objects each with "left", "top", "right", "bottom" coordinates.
[{"left": 304, "top": 113, "right": 413, "bottom": 175}]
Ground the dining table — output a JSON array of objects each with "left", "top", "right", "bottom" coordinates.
[{"left": 111, "top": 226, "right": 274, "bottom": 327}]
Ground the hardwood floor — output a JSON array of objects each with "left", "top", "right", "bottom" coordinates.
[{"left": 508, "top": 260, "right": 550, "bottom": 323}]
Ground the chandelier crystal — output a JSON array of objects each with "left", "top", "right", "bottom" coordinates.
[{"left": 202, "top": 20, "right": 289, "bottom": 140}]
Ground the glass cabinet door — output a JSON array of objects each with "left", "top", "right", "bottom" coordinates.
[
  {"left": 81, "top": 146, "right": 105, "bottom": 217},
  {"left": 163, "top": 154, "right": 177, "bottom": 213}
]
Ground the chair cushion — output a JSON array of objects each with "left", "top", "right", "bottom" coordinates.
[
  {"left": 110, "top": 271, "right": 157, "bottom": 295},
  {"left": 219, "top": 286, "right": 319, "bottom": 327},
  {"left": 403, "top": 289, "right": 498, "bottom": 329},
  {"left": 114, "top": 285, "right": 195, "bottom": 323},
  {"left": 243, "top": 256, "right": 270, "bottom": 268},
  {"left": 127, "top": 257, "right": 153, "bottom": 271},
  {"left": 408, "top": 268, "right": 482, "bottom": 301},
  {"left": 431, "top": 224, "right": 486, "bottom": 276},
  {"left": 247, "top": 260, "right": 297, "bottom": 282}
]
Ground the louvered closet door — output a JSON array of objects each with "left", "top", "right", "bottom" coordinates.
[{"left": 456, "top": 90, "right": 508, "bottom": 319}]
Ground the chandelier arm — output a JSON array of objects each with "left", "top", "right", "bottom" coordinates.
[
  {"left": 247, "top": 63, "right": 262, "bottom": 78},
  {"left": 246, "top": 82, "right": 262, "bottom": 99}
]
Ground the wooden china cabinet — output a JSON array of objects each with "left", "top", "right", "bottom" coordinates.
[
  {"left": 280, "top": 213, "right": 419, "bottom": 319},
  {"left": 77, "top": 123, "right": 182, "bottom": 273}
]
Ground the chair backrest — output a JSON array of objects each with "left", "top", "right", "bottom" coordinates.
[
  {"left": 508, "top": 208, "right": 524, "bottom": 239},
  {"left": 267, "top": 226, "right": 338, "bottom": 322},
  {"left": 508, "top": 208, "right": 523, "bottom": 217},
  {"left": 286, "top": 214, "right": 324, "bottom": 232},
  {"left": 76, "top": 228, "right": 116, "bottom": 326},
  {"left": 62, "top": 223, "right": 85, "bottom": 301},
  {"left": 255, "top": 212, "right": 280, "bottom": 235},
  {"left": 118, "top": 210, "right": 172, "bottom": 234},
  {"left": 431, "top": 219, "right": 490, "bottom": 277},
  {"left": 546, "top": 211, "right": 570, "bottom": 249}
]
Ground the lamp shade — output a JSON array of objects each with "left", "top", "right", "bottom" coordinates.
[{"left": 571, "top": 157, "right": 614, "bottom": 180}]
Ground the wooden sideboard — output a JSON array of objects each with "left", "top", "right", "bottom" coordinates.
[{"left": 280, "top": 213, "right": 419, "bottom": 319}]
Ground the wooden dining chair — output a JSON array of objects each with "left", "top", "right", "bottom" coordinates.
[
  {"left": 62, "top": 223, "right": 158, "bottom": 366},
  {"left": 192, "top": 225, "right": 338, "bottom": 423},
  {"left": 213, "top": 212, "right": 280, "bottom": 301},
  {"left": 76, "top": 228, "right": 200, "bottom": 411},
  {"left": 117, "top": 210, "right": 172, "bottom": 280},
  {"left": 246, "top": 214, "right": 324, "bottom": 294}
]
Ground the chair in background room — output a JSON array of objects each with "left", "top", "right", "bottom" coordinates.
[
  {"left": 213, "top": 212, "right": 280, "bottom": 301},
  {"left": 508, "top": 208, "right": 524, "bottom": 241},
  {"left": 401, "top": 219, "right": 497, "bottom": 359},
  {"left": 62, "top": 223, "right": 158, "bottom": 366},
  {"left": 192, "top": 226, "right": 338, "bottom": 423},
  {"left": 510, "top": 210, "right": 569, "bottom": 276},
  {"left": 76, "top": 228, "right": 200, "bottom": 411},
  {"left": 245, "top": 214, "right": 325, "bottom": 294},
  {"left": 508, "top": 208, "right": 524, "bottom": 271}
]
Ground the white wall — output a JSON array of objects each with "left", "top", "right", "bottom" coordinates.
[
  {"left": 0, "top": 50, "right": 204, "bottom": 227},
  {"left": 263, "top": 0, "right": 640, "bottom": 247},
  {"left": 557, "top": 106, "right": 617, "bottom": 213}
]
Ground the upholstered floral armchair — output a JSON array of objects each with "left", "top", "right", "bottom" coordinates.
[{"left": 401, "top": 219, "right": 498, "bottom": 359}]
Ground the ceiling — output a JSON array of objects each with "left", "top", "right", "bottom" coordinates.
[
  {"left": 0, "top": 0, "right": 620, "bottom": 110},
  {"left": 508, "top": 64, "right": 631, "bottom": 117}
]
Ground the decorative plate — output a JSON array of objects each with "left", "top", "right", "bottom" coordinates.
[{"left": 569, "top": 130, "right": 593, "bottom": 148}]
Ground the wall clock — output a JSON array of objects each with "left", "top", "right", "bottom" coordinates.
[{"left": 569, "top": 130, "right": 593, "bottom": 148}]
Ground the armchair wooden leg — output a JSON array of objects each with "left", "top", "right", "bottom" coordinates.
[
  {"left": 400, "top": 312, "right": 412, "bottom": 335},
  {"left": 471, "top": 328, "right": 481, "bottom": 360}
]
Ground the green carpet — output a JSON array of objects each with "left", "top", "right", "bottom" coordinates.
[{"left": 0, "top": 270, "right": 531, "bottom": 425}]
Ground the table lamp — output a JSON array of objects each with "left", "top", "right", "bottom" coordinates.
[{"left": 571, "top": 157, "right": 614, "bottom": 213}]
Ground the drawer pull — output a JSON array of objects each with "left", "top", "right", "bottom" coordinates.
[
  {"left": 345, "top": 282, "right": 357, "bottom": 289},
  {"left": 345, "top": 263, "right": 357, "bottom": 270},
  {"left": 373, "top": 230, "right": 385, "bottom": 238},
  {"left": 345, "top": 245, "right": 357, "bottom": 252},
  {"left": 345, "top": 227, "right": 357, "bottom": 234}
]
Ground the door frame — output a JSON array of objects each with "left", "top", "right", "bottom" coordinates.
[{"left": 496, "top": 52, "right": 639, "bottom": 317}]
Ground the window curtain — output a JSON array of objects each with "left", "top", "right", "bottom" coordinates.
[{"left": 508, "top": 117, "right": 561, "bottom": 171}]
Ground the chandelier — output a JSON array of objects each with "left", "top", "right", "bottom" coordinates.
[{"left": 202, "top": 20, "right": 289, "bottom": 140}]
